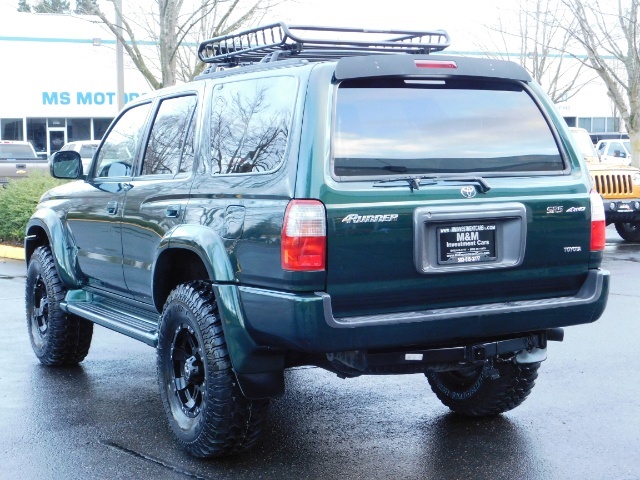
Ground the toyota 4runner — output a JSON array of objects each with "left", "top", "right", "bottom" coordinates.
[{"left": 25, "top": 23, "right": 610, "bottom": 458}]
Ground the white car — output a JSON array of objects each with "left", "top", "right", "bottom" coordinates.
[
  {"left": 59, "top": 140, "right": 100, "bottom": 172},
  {"left": 596, "top": 139, "right": 632, "bottom": 165}
]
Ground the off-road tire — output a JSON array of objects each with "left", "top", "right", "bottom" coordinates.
[
  {"left": 426, "top": 360, "right": 540, "bottom": 416},
  {"left": 614, "top": 221, "right": 640, "bottom": 242},
  {"left": 157, "top": 281, "right": 269, "bottom": 458},
  {"left": 25, "top": 245, "right": 93, "bottom": 365}
]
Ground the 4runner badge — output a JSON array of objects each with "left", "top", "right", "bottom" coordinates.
[
  {"left": 342, "top": 214, "right": 399, "bottom": 224},
  {"left": 461, "top": 186, "right": 476, "bottom": 198}
]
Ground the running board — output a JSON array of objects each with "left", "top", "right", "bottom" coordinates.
[{"left": 61, "top": 290, "right": 159, "bottom": 346}]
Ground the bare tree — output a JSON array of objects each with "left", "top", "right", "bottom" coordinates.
[
  {"left": 83, "top": 0, "right": 278, "bottom": 89},
  {"left": 480, "top": 0, "right": 595, "bottom": 103},
  {"left": 562, "top": 0, "right": 639, "bottom": 167}
]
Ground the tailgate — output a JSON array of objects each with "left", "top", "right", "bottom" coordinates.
[
  {"left": 322, "top": 73, "right": 591, "bottom": 318},
  {"left": 0, "top": 158, "right": 48, "bottom": 183},
  {"left": 324, "top": 182, "right": 591, "bottom": 318}
]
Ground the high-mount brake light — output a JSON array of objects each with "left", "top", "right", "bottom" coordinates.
[
  {"left": 281, "top": 200, "right": 326, "bottom": 271},
  {"left": 590, "top": 189, "right": 606, "bottom": 251},
  {"left": 415, "top": 59, "right": 457, "bottom": 69}
]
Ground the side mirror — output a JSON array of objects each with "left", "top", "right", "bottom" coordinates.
[{"left": 50, "top": 151, "right": 83, "bottom": 179}]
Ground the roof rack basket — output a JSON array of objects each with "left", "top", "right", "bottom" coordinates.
[{"left": 198, "top": 22, "right": 450, "bottom": 66}]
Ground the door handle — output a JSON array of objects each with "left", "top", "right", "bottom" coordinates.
[
  {"left": 165, "top": 205, "right": 181, "bottom": 218},
  {"left": 106, "top": 201, "right": 118, "bottom": 215}
]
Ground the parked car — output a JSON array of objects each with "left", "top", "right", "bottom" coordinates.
[
  {"left": 58, "top": 140, "right": 100, "bottom": 171},
  {"left": 0, "top": 140, "right": 49, "bottom": 185},
  {"left": 570, "top": 129, "right": 640, "bottom": 242},
  {"left": 569, "top": 127, "right": 599, "bottom": 163},
  {"left": 589, "top": 131, "right": 628, "bottom": 145},
  {"left": 596, "top": 139, "right": 632, "bottom": 165},
  {"left": 26, "top": 22, "right": 610, "bottom": 458}
]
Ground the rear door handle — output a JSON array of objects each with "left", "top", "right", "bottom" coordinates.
[
  {"left": 106, "top": 201, "right": 118, "bottom": 215},
  {"left": 165, "top": 205, "right": 181, "bottom": 218}
]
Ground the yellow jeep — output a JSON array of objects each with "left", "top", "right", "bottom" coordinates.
[{"left": 570, "top": 128, "right": 640, "bottom": 242}]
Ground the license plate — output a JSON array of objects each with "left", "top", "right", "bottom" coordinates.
[{"left": 438, "top": 223, "right": 497, "bottom": 265}]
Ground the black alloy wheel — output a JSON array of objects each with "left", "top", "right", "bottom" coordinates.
[
  {"left": 25, "top": 245, "right": 93, "bottom": 365},
  {"left": 157, "top": 281, "right": 269, "bottom": 458},
  {"left": 169, "top": 324, "right": 205, "bottom": 419},
  {"left": 30, "top": 273, "right": 50, "bottom": 348}
]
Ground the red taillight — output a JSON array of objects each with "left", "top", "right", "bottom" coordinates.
[
  {"left": 281, "top": 200, "right": 326, "bottom": 271},
  {"left": 590, "top": 189, "right": 606, "bottom": 251},
  {"left": 415, "top": 59, "right": 458, "bottom": 69}
]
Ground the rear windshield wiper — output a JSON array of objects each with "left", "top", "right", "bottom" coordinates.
[{"left": 373, "top": 175, "right": 491, "bottom": 193}]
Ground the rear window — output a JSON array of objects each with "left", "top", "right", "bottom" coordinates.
[
  {"left": 332, "top": 79, "right": 564, "bottom": 178},
  {"left": 0, "top": 143, "right": 36, "bottom": 158},
  {"left": 79, "top": 145, "right": 98, "bottom": 158}
]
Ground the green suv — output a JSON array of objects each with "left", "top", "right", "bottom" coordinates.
[{"left": 25, "top": 23, "right": 609, "bottom": 458}]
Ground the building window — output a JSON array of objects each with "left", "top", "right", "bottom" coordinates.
[
  {"left": 47, "top": 118, "right": 65, "bottom": 128},
  {"left": 26, "top": 118, "right": 47, "bottom": 153},
  {"left": 578, "top": 118, "right": 591, "bottom": 131},
  {"left": 1, "top": 118, "right": 24, "bottom": 141},
  {"left": 592, "top": 117, "right": 606, "bottom": 132},
  {"left": 606, "top": 117, "right": 620, "bottom": 132},
  {"left": 67, "top": 118, "right": 91, "bottom": 142},
  {"left": 93, "top": 118, "right": 113, "bottom": 140},
  {"left": 577, "top": 116, "right": 622, "bottom": 133}
]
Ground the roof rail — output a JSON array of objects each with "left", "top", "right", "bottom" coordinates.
[{"left": 198, "top": 22, "right": 450, "bottom": 66}]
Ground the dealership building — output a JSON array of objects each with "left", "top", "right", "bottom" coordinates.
[
  {"left": 0, "top": 7, "right": 150, "bottom": 157},
  {"left": 0, "top": 6, "right": 624, "bottom": 157}
]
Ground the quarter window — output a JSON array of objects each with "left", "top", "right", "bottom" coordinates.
[
  {"left": 209, "top": 76, "right": 296, "bottom": 175},
  {"left": 141, "top": 95, "right": 197, "bottom": 176}
]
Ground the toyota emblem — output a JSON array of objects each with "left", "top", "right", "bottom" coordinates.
[{"left": 461, "top": 186, "right": 477, "bottom": 198}]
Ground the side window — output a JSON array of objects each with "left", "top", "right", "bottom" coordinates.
[
  {"left": 610, "top": 142, "right": 625, "bottom": 157},
  {"left": 210, "top": 76, "right": 296, "bottom": 175},
  {"left": 179, "top": 115, "right": 196, "bottom": 174},
  {"left": 141, "top": 95, "right": 197, "bottom": 176},
  {"left": 95, "top": 103, "right": 151, "bottom": 178}
]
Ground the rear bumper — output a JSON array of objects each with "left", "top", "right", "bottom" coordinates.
[{"left": 239, "top": 269, "right": 610, "bottom": 352}]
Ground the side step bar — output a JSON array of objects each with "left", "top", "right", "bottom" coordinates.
[{"left": 61, "top": 291, "right": 159, "bottom": 346}]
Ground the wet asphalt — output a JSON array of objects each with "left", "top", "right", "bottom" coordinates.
[{"left": 1, "top": 225, "right": 639, "bottom": 480}]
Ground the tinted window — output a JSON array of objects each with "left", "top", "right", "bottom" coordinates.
[
  {"left": 180, "top": 115, "right": 195, "bottom": 174},
  {"left": 333, "top": 79, "right": 564, "bottom": 178},
  {"left": 142, "top": 95, "right": 197, "bottom": 176},
  {"left": 0, "top": 144, "right": 36, "bottom": 158},
  {"left": 79, "top": 145, "right": 98, "bottom": 157},
  {"left": 210, "top": 76, "right": 296, "bottom": 175},
  {"left": 95, "top": 103, "right": 151, "bottom": 178}
]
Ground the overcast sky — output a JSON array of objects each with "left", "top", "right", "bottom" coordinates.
[
  {"left": 0, "top": 0, "right": 507, "bottom": 52},
  {"left": 268, "top": 0, "right": 503, "bottom": 51}
]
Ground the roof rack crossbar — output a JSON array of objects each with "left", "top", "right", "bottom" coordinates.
[{"left": 198, "top": 22, "right": 450, "bottom": 65}]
